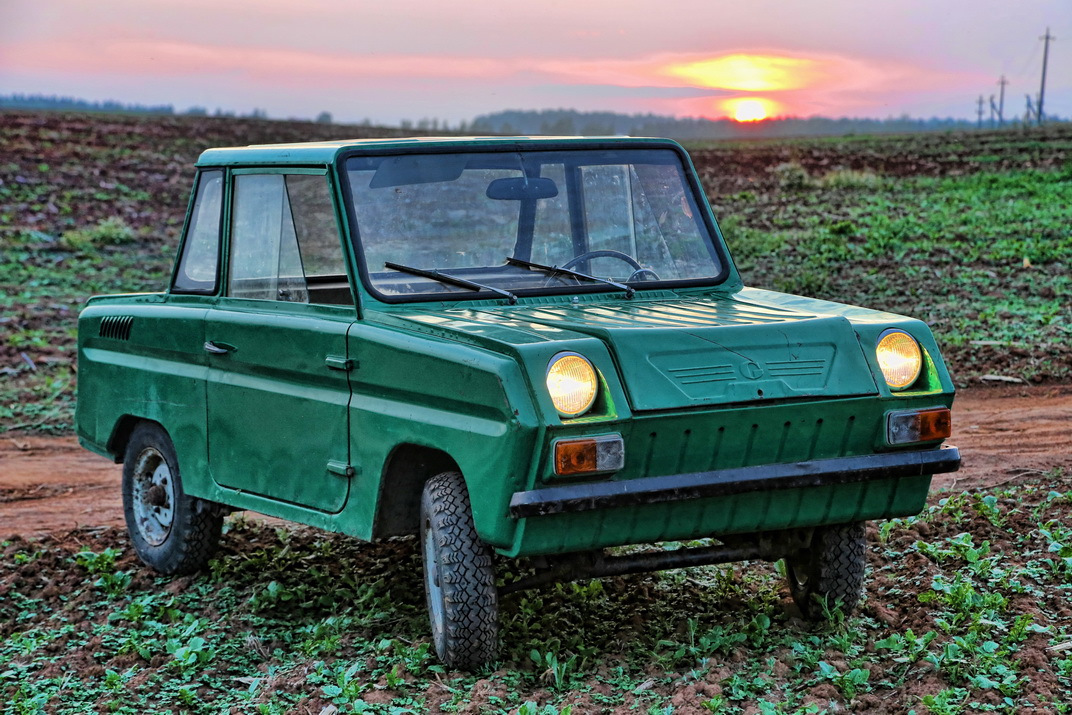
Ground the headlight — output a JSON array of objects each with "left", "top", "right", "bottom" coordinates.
[
  {"left": 876, "top": 329, "right": 922, "bottom": 390},
  {"left": 546, "top": 352, "right": 598, "bottom": 417}
]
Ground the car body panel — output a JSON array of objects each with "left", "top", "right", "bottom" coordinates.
[
  {"left": 77, "top": 294, "right": 211, "bottom": 475},
  {"left": 205, "top": 301, "right": 354, "bottom": 513},
  {"left": 77, "top": 135, "right": 959, "bottom": 559}
]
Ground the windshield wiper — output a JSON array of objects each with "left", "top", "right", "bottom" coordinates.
[
  {"left": 506, "top": 257, "right": 635, "bottom": 299},
  {"left": 385, "top": 262, "right": 518, "bottom": 304}
]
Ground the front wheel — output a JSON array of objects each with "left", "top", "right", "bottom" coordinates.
[
  {"left": 785, "top": 522, "right": 866, "bottom": 619},
  {"left": 420, "top": 471, "right": 499, "bottom": 669},
  {"left": 122, "top": 422, "right": 222, "bottom": 575}
]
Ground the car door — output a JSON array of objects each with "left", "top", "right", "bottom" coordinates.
[{"left": 206, "top": 169, "right": 356, "bottom": 513}]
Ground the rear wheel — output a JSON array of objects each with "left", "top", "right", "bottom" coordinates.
[
  {"left": 785, "top": 522, "right": 866, "bottom": 619},
  {"left": 420, "top": 471, "right": 499, "bottom": 669},
  {"left": 122, "top": 423, "right": 222, "bottom": 575}
]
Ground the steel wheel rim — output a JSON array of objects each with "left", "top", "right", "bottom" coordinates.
[
  {"left": 787, "top": 556, "right": 812, "bottom": 596},
  {"left": 423, "top": 519, "right": 445, "bottom": 643},
  {"left": 131, "top": 446, "right": 175, "bottom": 546}
]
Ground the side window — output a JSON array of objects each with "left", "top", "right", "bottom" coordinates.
[
  {"left": 229, "top": 173, "right": 347, "bottom": 304},
  {"left": 172, "top": 170, "right": 222, "bottom": 293}
]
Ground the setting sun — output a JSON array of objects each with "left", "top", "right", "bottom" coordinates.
[{"left": 726, "top": 97, "right": 775, "bottom": 122}]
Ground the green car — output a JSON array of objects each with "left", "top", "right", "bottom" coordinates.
[{"left": 77, "top": 136, "right": 960, "bottom": 668}]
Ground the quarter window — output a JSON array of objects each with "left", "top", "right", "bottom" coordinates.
[{"left": 172, "top": 170, "right": 222, "bottom": 293}]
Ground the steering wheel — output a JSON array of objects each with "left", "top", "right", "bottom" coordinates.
[
  {"left": 627, "top": 268, "right": 661, "bottom": 282},
  {"left": 560, "top": 249, "right": 643, "bottom": 273}
]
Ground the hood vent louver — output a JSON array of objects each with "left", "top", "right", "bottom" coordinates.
[{"left": 99, "top": 315, "right": 134, "bottom": 341}]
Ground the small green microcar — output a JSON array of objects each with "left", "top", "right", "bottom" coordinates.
[{"left": 77, "top": 136, "right": 960, "bottom": 668}]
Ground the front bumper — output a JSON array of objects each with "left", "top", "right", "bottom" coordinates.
[{"left": 510, "top": 445, "right": 960, "bottom": 518}]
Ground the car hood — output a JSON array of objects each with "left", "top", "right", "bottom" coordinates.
[{"left": 385, "top": 291, "right": 881, "bottom": 411}]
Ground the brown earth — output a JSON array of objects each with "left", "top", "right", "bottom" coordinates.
[
  {"left": 2, "top": 384, "right": 1069, "bottom": 538},
  {"left": 1, "top": 385, "right": 1070, "bottom": 712}
]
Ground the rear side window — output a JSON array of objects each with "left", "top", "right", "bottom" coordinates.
[
  {"left": 172, "top": 170, "right": 223, "bottom": 293},
  {"left": 229, "top": 173, "right": 347, "bottom": 304}
]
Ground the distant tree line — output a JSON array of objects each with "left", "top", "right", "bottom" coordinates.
[
  {"left": 4, "top": 94, "right": 1063, "bottom": 138},
  {"left": 0, "top": 93, "right": 177, "bottom": 115},
  {"left": 469, "top": 108, "right": 1063, "bottom": 139},
  {"left": 0, "top": 94, "right": 277, "bottom": 121}
]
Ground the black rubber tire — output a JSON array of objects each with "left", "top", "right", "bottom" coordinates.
[
  {"left": 785, "top": 522, "right": 866, "bottom": 619},
  {"left": 121, "top": 422, "right": 222, "bottom": 575},
  {"left": 420, "top": 471, "right": 499, "bottom": 669}
]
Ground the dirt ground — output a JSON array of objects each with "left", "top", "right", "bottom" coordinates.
[{"left": 2, "top": 384, "right": 1069, "bottom": 538}]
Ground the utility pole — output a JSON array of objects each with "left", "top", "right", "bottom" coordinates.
[
  {"left": 1038, "top": 28, "right": 1055, "bottom": 125},
  {"left": 977, "top": 95, "right": 985, "bottom": 128},
  {"left": 1026, "top": 94, "right": 1037, "bottom": 124},
  {"left": 997, "top": 75, "right": 1008, "bottom": 126},
  {"left": 989, "top": 95, "right": 999, "bottom": 127}
]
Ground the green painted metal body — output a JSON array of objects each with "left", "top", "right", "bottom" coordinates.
[{"left": 76, "top": 136, "right": 957, "bottom": 558}]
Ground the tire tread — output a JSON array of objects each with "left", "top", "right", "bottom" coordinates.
[
  {"left": 422, "top": 471, "right": 498, "bottom": 669},
  {"left": 122, "top": 422, "right": 222, "bottom": 576},
  {"left": 787, "top": 521, "right": 866, "bottom": 619}
]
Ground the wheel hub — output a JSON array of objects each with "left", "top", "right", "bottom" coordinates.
[
  {"left": 131, "top": 447, "right": 176, "bottom": 547},
  {"left": 146, "top": 484, "right": 167, "bottom": 507}
]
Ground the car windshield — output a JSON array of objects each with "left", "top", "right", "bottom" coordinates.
[{"left": 344, "top": 148, "right": 723, "bottom": 301}]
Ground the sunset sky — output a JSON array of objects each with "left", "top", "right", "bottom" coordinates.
[{"left": 1, "top": 0, "right": 1068, "bottom": 125}]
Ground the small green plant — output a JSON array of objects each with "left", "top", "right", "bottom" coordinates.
[
  {"left": 1039, "top": 521, "right": 1072, "bottom": 581},
  {"left": 531, "top": 649, "right": 578, "bottom": 690},
  {"left": 167, "top": 634, "right": 214, "bottom": 673},
  {"left": 319, "top": 661, "right": 368, "bottom": 707},
  {"left": 820, "top": 168, "right": 882, "bottom": 189},
  {"left": 517, "top": 702, "right": 572, "bottom": 715},
  {"left": 816, "top": 661, "right": 870, "bottom": 700},
  {"left": 59, "top": 217, "right": 135, "bottom": 252},
  {"left": 920, "top": 687, "right": 969, "bottom": 714},
  {"left": 771, "top": 161, "right": 813, "bottom": 190},
  {"left": 75, "top": 547, "right": 121, "bottom": 574},
  {"left": 973, "top": 495, "right": 1006, "bottom": 527},
  {"left": 744, "top": 612, "right": 772, "bottom": 647},
  {"left": 875, "top": 629, "right": 938, "bottom": 667}
]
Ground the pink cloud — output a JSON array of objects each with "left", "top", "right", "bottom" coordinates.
[
  {"left": 3, "top": 36, "right": 984, "bottom": 95},
  {"left": 2, "top": 38, "right": 523, "bottom": 84}
]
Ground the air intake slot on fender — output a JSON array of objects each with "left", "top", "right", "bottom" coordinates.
[{"left": 99, "top": 316, "right": 134, "bottom": 341}]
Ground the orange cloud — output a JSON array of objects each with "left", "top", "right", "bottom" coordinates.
[
  {"left": 537, "top": 49, "right": 975, "bottom": 98},
  {"left": 663, "top": 54, "right": 824, "bottom": 92}
]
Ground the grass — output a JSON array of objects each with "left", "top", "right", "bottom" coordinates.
[
  {"left": 0, "top": 225, "right": 172, "bottom": 432},
  {"left": 1, "top": 478, "right": 1070, "bottom": 712}
]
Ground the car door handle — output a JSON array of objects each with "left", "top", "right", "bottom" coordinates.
[{"left": 203, "top": 341, "right": 235, "bottom": 355}]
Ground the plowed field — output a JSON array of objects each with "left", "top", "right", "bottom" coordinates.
[{"left": 2, "top": 111, "right": 1071, "bottom": 713}]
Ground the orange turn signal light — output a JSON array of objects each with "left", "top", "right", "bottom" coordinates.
[
  {"left": 553, "top": 435, "right": 625, "bottom": 476},
  {"left": 887, "top": 407, "right": 952, "bottom": 445}
]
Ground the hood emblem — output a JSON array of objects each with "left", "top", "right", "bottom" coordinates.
[{"left": 741, "top": 362, "right": 764, "bottom": 380}]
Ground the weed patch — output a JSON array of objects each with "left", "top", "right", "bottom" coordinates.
[{"left": 2, "top": 477, "right": 1069, "bottom": 711}]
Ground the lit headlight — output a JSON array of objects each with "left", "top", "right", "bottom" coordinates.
[
  {"left": 876, "top": 329, "right": 922, "bottom": 390},
  {"left": 546, "top": 352, "right": 598, "bottom": 417}
]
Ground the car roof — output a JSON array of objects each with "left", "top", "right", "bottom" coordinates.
[{"left": 194, "top": 135, "right": 681, "bottom": 167}]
